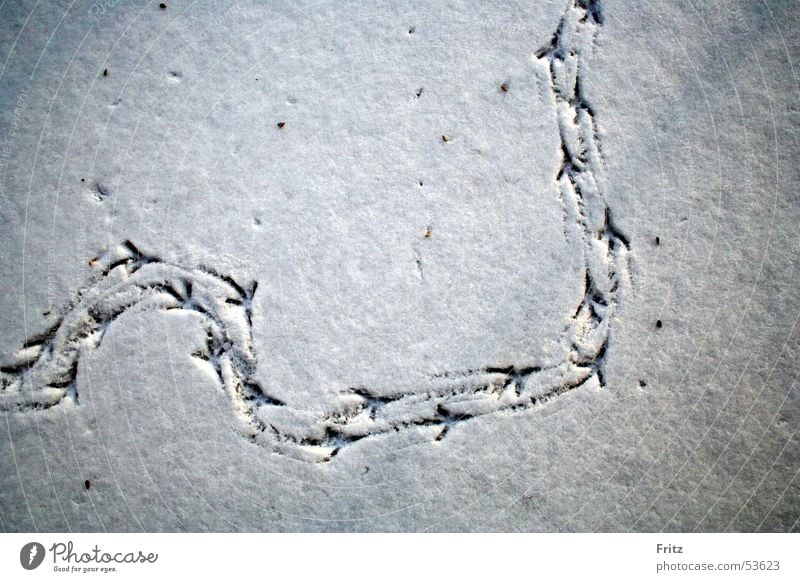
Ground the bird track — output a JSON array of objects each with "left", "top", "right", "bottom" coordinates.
[{"left": 0, "top": 0, "right": 629, "bottom": 463}]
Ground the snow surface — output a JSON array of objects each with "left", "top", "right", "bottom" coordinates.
[{"left": 0, "top": 0, "right": 798, "bottom": 531}]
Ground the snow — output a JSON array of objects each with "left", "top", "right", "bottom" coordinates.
[{"left": 0, "top": 0, "right": 798, "bottom": 532}]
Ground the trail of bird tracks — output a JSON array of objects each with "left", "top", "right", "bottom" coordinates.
[{"left": 1, "top": 1, "right": 629, "bottom": 463}]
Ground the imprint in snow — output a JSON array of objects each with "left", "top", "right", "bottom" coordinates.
[{"left": 1, "top": 0, "right": 630, "bottom": 463}]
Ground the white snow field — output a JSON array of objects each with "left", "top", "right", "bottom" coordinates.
[{"left": 0, "top": 0, "right": 798, "bottom": 531}]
